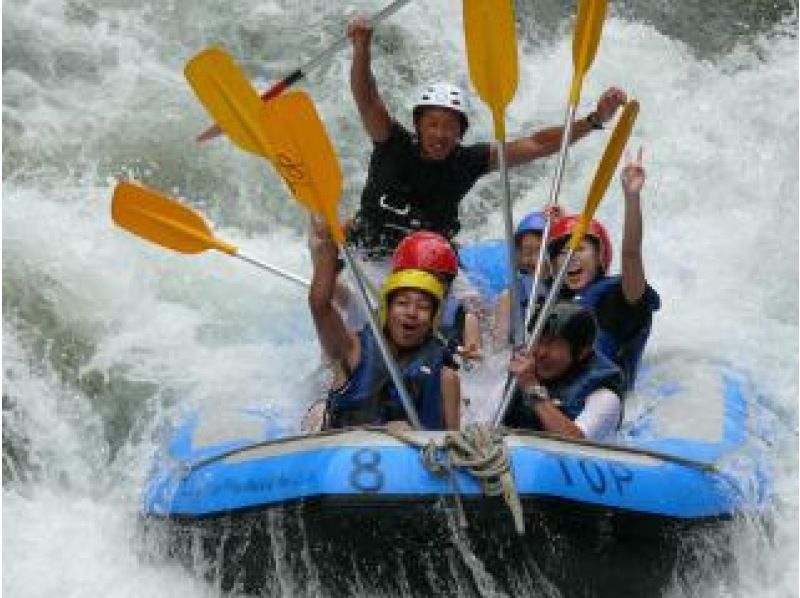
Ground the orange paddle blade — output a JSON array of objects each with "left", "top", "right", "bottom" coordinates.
[
  {"left": 569, "top": 100, "right": 640, "bottom": 249},
  {"left": 462, "top": 0, "right": 519, "bottom": 139},
  {"left": 185, "top": 47, "right": 275, "bottom": 159},
  {"left": 111, "top": 182, "right": 236, "bottom": 255},
  {"left": 259, "top": 91, "right": 345, "bottom": 243},
  {"left": 569, "top": 0, "right": 609, "bottom": 105}
]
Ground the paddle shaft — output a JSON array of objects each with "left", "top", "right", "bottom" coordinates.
[
  {"left": 342, "top": 246, "right": 423, "bottom": 429},
  {"left": 523, "top": 103, "right": 578, "bottom": 340},
  {"left": 234, "top": 251, "right": 310, "bottom": 288},
  {"left": 496, "top": 141, "right": 523, "bottom": 347},
  {"left": 197, "top": 0, "right": 412, "bottom": 143},
  {"left": 491, "top": 246, "right": 575, "bottom": 427}
]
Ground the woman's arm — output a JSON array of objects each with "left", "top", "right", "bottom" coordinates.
[
  {"left": 308, "top": 220, "right": 359, "bottom": 367},
  {"left": 440, "top": 366, "right": 461, "bottom": 430},
  {"left": 619, "top": 146, "right": 647, "bottom": 303}
]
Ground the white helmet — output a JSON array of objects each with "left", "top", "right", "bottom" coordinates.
[{"left": 412, "top": 82, "right": 469, "bottom": 133}]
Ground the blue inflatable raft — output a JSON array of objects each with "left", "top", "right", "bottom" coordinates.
[
  {"left": 140, "top": 361, "right": 772, "bottom": 595},
  {"left": 139, "top": 242, "right": 774, "bottom": 595},
  {"left": 143, "top": 365, "right": 770, "bottom": 525}
]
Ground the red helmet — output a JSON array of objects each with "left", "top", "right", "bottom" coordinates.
[
  {"left": 392, "top": 231, "right": 459, "bottom": 277},
  {"left": 548, "top": 215, "right": 613, "bottom": 272}
]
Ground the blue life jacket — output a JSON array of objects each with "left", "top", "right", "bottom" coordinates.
[
  {"left": 569, "top": 275, "right": 660, "bottom": 389},
  {"left": 325, "top": 327, "right": 447, "bottom": 430},
  {"left": 503, "top": 351, "right": 624, "bottom": 430}
]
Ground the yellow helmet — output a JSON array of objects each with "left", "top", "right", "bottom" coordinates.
[{"left": 379, "top": 269, "right": 445, "bottom": 326}]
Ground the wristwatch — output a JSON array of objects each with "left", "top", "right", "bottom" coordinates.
[
  {"left": 586, "top": 112, "right": 604, "bottom": 130},
  {"left": 522, "top": 383, "right": 550, "bottom": 402}
]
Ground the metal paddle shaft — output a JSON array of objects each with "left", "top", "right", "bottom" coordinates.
[
  {"left": 462, "top": 0, "right": 520, "bottom": 345},
  {"left": 523, "top": 103, "right": 578, "bottom": 340},
  {"left": 496, "top": 141, "right": 522, "bottom": 346},
  {"left": 491, "top": 247, "right": 574, "bottom": 427},
  {"left": 492, "top": 100, "right": 641, "bottom": 427},
  {"left": 111, "top": 182, "right": 311, "bottom": 290},
  {"left": 299, "top": 0, "right": 411, "bottom": 75},
  {"left": 342, "top": 246, "right": 423, "bottom": 429},
  {"left": 187, "top": 52, "right": 425, "bottom": 431},
  {"left": 522, "top": 0, "right": 609, "bottom": 341},
  {"left": 234, "top": 251, "right": 310, "bottom": 288},
  {"left": 196, "top": 0, "right": 413, "bottom": 143}
]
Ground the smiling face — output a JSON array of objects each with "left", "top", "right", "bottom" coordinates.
[
  {"left": 555, "top": 239, "right": 602, "bottom": 291},
  {"left": 385, "top": 288, "right": 437, "bottom": 349},
  {"left": 415, "top": 107, "right": 463, "bottom": 161}
]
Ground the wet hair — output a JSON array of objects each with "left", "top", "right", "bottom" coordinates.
[{"left": 541, "top": 303, "right": 597, "bottom": 360}]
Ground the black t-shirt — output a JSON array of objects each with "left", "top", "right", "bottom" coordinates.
[
  {"left": 348, "top": 122, "right": 491, "bottom": 257},
  {"left": 594, "top": 283, "right": 655, "bottom": 347}
]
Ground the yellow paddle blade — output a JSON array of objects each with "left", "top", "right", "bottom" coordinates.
[
  {"left": 463, "top": 0, "right": 519, "bottom": 140},
  {"left": 569, "top": 100, "right": 639, "bottom": 250},
  {"left": 259, "top": 90, "right": 345, "bottom": 243},
  {"left": 184, "top": 47, "right": 275, "bottom": 159},
  {"left": 111, "top": 182, "right": 237, "bottom": 255},
  {"left": 569, "top": 0, "right": 609, "bottom": 105}
]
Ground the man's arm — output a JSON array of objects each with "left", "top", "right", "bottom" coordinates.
[
  {"left": 489, "top": 87, "right": 627, "bottom": 170},
  {"left": 509, "top": 350, "right": 584, "bottom": 438},
  {"left": 531, "top": 398, "right": 586, "bottom": 438},
  {"left": 348, "top": 17, "right": 392, "bottom": 142},
  {"left": 619, "top": 146, "right": 647, "bottom": 303}
]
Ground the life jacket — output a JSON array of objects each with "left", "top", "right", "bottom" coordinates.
[
  {"left": 325, "top": 327, "right": 448, "bottom": 430},
  {"left": 567, "top": 275, "right": 661, "bottom": 389},
  {"left": 503, "top": 351, "right": 624, "bottom": 430},
  {"left": 347, "top": 123, "right": 490, "bottom": 257}
]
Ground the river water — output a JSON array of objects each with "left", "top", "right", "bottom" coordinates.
[{"left": 3, "top": 0, "right": 798, "bottom": 596}]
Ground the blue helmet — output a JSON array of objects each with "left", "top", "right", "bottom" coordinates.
[{"left": 515, "top": 211, "right": 546, "bottom": 239}]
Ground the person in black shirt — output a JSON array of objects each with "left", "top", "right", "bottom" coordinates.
[{"left": 345, "top": 15, "right": 628, "bottom": 259}]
